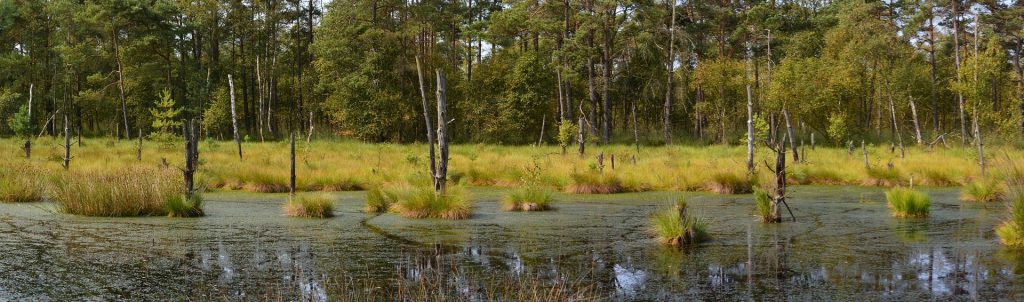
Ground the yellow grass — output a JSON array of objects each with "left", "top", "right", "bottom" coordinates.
[{"left": 0, "top": 138, "right": 1009, "bottom": 195}]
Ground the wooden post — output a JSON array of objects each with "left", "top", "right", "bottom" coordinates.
[
  {"left": 24, "top": 83, "right": 32, "bottom": 159},
  {"left": 62, "top": 113, "right": 70, "bottom": 169},
  {"left": 290, "top": 132, "right": 296, "bottom": 197},
  {"left": 228, "top": 74, "right": 242, "bottom": 161},
  {"left": 782, "top": 109, "right": 798, "bottom": 162},
  {"left": 416, "top": 56, "right": 438, "bottom": 190},
  {"left": 611, "top": 154, "right": 615, "bottom": 170},
  {"left": 862, "top": 140, "right": 869, "bottom": 169},
  {"left": 435, "top": 69, "right": 450, "bottom": 194}
]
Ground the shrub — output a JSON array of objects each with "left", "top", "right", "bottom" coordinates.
[
  {"left": 0, "top": 162, "right": 46, "bottom": 203},
  {"left": 649, "top": 197, "right": 709, "bottom": 247},
  {"left": 565, "top": 172, "right": 624, "bottom": 194},
  {"left": 284, "top": 194, "right": 335, "bottom": 218},
  {"left": 960, "top": 179, "right": 1004, "bottom": 202},
  {"left": 502, "top": 186, "right": 554, "bottom": 211},
  {"left": 705, "top": 172, "right": 753, "bottom": 194},
  {"left": 365, "top": 186, "right": 398, "bottom": 213},
  {"left": 886, "top": 187, "right": 930, "bottom": 218},
  {"left": 392, "top": 186, "right": 472, "bottom": 219},
  {"left": 50, "top": 166, "right": 192, "bottom": 217}
]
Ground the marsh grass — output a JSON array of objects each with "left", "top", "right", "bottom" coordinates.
[
  {"left": 0, "top": 161, "right": 46, "bottom": 203},
  {"left": 392, "top": 186, "right": 473, "bottom": 219},
  {"left": 50, "top": 166, "right": 194, "bottom": 217},
  {"left": 960, "top": 179, "right": 1004, "bottom": 202},
  {"left": 566, "top": 172, "right": 624, "bottom": 194},
  {"left": 165, "top": 193, "right": 205, "bottom": 217},
  {"left": 886, "top": 187, "right": 930, "bottom": 218},
  {"left": 284, "top": 193, "right": 335, "bottom": 218},
  {"left": 502, "top": 186, "right": 554, "bottom": 211},
  {"left": 649, "top": 197, "right": 709, "bottom": 247},
  {"left": 364, "top": 186, "right": 399, "bottom": 213},
  {"left": 997, "top": 162, "right": 1024, "bottom": 247},
  {"left": 705, "top": 172, "right": 753, "bottom": 194},
  {"left": 865, "top": 167, "right": 903, "bottom": 187},
  {"left": 753, "top": 189, "right": 775, "bottom": 222}
]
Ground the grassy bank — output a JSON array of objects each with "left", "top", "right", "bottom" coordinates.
[{"left": 1, "top": 137, "right": 1012, "bottom": 195}]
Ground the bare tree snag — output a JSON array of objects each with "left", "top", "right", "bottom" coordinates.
[
  {"left": 746, "top": 66, "right": 755, "bottom": 174},
  {"left": 306, "top": 111, "right": 314, "bottom": 143},
  {"left": 137, "top": 127, "right": 142, "bottom": 161},
  {"left": 112, "top": 25, "right": 130, "bottom": 140},
  {"left": 257, "top": 57, "right": 265, "bottom": 142},
  {"left": 228, "top": 74, "right": 242, "bottom": 161},
  {"left": 811, "top": 133, "right": 815, "bottom": 150},
  {"left": 886, "top": 86, "right": 905, "bottom": 158},
  {"left": 782, "top": 109, "right": 798, "bottom": 162},
  {"left": 182, "top": 119, "right": 199, "bottom": 200},
  {"left": 974, "top": 109, "right": 985, "bottom": 176},
  {"left": 435, "top": 69, "right": 450, "bottom": 194},
  {"left": 290, "top": 132, "right": 296, "bottom": 197},
  {"left": 63, "top": 113, "right": 70, "bottom": 169},
  {"left": 862, "top": 140, "right": 869, "bottom": 169},
  {"left": 416, "top": 56, "right": 437, "bottom": 190},
  {"left": 909, "top": 94, "right": 923, "bottom": 145},
  {"left": 24, "top": 83, "right": 32, "bottom": 159},
  {"left": 578, "top": 115, "right": 586, "bottom": 157},
  {"left": 596, "top": 153, "right": 604, "bottom": 172},
  {"left": 538, "top": 115, "right": 546, "bottom": 146},
  {"left": 632, "top": 100, "right": 640, "bottom": 155},
  {"left": 662, "top": 0, "right": 676, "bottom": 145}
]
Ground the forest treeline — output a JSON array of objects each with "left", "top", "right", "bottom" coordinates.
[{"left": 0, "top": 0, "right": 1022, "bottom": 145}]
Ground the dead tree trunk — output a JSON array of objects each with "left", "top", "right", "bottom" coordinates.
[
  {"left": 24, "top": 83, "right": 32, "bottom": 159},
  {"left": 662, "top": 0, "right": 676, "bottom": 145},
  {"left": 887, "top": 86, "right": 905, "bottom": 158},
  {"left": 182, "top": 119, "right": 199, "bottom": 200},
  {"left": 137, "top": 127, "right": 142, "bottom": 161},
  {"left": 862, "top": 140, "right": 869, "bottom": 169},
  {"left": 435, "top": 69, "right": 450, "bottom": 194},
  {"left": 538, "top": 115, "right": 546, "bottom": 146},
  {"left": 746, "top": 72, "right": 755, "bottom": 174},
  {"left": 909, "top": 94, "right": 923, "bottom": 145},
  {"left": 62, "top": 113, "right": 70, "bottom": 169},
  {"left": 782, "top": 109, "right": 798, "bottom": 162},
  {"left": 113, "top": 25, "right": 130, "bottom": 140},
  {"left": 578, "top": 115, "right": 586, "bottom": 157},
  {"left": 632, "top": 100, "right": 640, "bottom": 155},
  {"left": 306, "top": 111, "right": 314, "bottom": 143},
  {"left": 290, "top": 132, "right": 296, "bottom": 197},
  {"left": 228, "top": 74, "right": 242, "bottom": 161},
  {"left": 257, "top": 57, "right": 265, "bottom": 142},
  {"left": 974, "top": 109, "right": 986, "bottom": 176},
  {"left": 416, "top": 56, "right": 438, "bottom": 190}
]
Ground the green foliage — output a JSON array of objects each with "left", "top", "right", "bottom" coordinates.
[
  {"left": 557, "top": 119, "right": 576, "bottom": 152},
  {"left": 165, "top": 193, "right": 204, "bottom": 218},
  {"left": 149, "top": 89, "right": 182, "bottom": 147},
  {"left": 50, "top": 166, "right": 188, "bottom": 217},
  {"left": 753, "top": 189, "right": 774, "bottom": 222},
  {"left": 886, "top": 187, "right": 930, "bottom": 218},
  {"left": 998, "top": 165, "right": 1024, "bottom": 247},
  {"left": 6, "top": 104, "right": 32, "bottom": 138},
  {"left": 202, "top": 87, "right": 230, "bottom": 138},
  {"left": 826, "top": 112, "right": 850, "bottom": 145}
]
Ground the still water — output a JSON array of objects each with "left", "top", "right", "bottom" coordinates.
[{"left": 1, "top": 186, "right": 1021, "bottom": 300}]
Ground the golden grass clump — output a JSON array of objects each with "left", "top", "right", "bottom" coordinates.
[
  {"left": 392, "top": 186, "right": 472, "bottom": 219},
  {"left": 960, "top": 179, "right": 1004, "bottom": 202},
  {"left": 565, "top": 172, "right": 624, "bottom": 194},
  {"left": 0, "top": 161, "right": 46, "bottom": 203},
  {"left": 284, "top": 194, "right": 335, "bottom": 218},
  {"left": 885, "top": 187, "right": 930, "bottom": 218},
  {"left": 364, "top": 186, "right": 399, "bottom": 213},
  {"left": 705, "top": 172, "right": 753, "bottom": 194},
  {"left": 649, "top": 197, "right": 709, "bottom": 247},
  {"left": 502, "top": 186, "right": 554, "bottom": 211},
  {"left": 50, "top": 166, "right": 199, "bottom": 217}
]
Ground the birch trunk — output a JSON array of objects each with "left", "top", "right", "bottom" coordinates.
[
  {"left": 662, "top": 0, "right": 676, "bottom": 144},
  {"left": 24, "top": 84, "right": 32, "bottom": 159},
  {"left": 416, "top": 56, "right": 437, "bottom": 189},
  {"left": 228, "top": 74, "right": 242, "bottom": 160},
  {"left": 782, "top": 109, "right": 798, "bottom": 162},
  {"left": 909, "top": 94, "right": 923, "bottom": 145},
  {"left": 113, "top": 25, "right": 131, "bottom": 140}
]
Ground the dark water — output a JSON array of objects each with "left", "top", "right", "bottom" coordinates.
[{"left": 1, "top": 187, "right": 1022, "bottom": 300}]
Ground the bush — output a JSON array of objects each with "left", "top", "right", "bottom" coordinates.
[
  {"left": 284, "top": 194, "right": 335, "bottom": 218},
  {"left": 565, "top": 172, "right": 624, "bottom": 194},
  {"left": 50, "top": 166, "right": 195, "bottom": 217},
  {"left": 0, "top": 162, "right": 46, "bottom": 203},
  {"left": 705, "top": 172, "right": 753, "bottom": 194},
  {"left": 886, "top": 187, "right": 930, "bottom": 218},
  {"left": 502, "top": 186, "right": 554, "bottom": 211},
  {"left": 649, "top": 197, "right": 709, "bottom": 247},
  {"left": 392, "top": 186, "right": 472, "bottom": 219},
  {"left": 365, "top": 186, "right": 398, "bottom": 213},
  {"left": 960, "top": 179, "right": 1004, "bottom": 202}
]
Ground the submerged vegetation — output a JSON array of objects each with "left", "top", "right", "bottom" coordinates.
[
  {"left": 886, "top": 187, "right": 930, "bottom": 218},
  {"left": 502, "top": 186, "right": 554, "bottom": 211},
  {"left": 0, "top": 161, "right": 45, "bottom": 203},
  {"left": 961, "top": 179, "right": 1005, "bottom": 202},
  {"left": 650, "top": 197, "right": 709, "bottom": 247},
  {"left": 50, "top": 166, "right": 202, "bottom": 217},
  {"left": 284, "top": 194, "right": 335, "bottom": 218}
]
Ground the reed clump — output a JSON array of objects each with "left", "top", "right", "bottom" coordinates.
[
  {"left": 960, "top": 179, "right": 1004, "bottom": 202},
  {"left": 705, "top": 172, "right": 753, "bottom": 194},
  {"left": 283, "top": 193, "right": 335, "bottom": 218},
  {"left": 50, "top": 166, "right": 197, "bottom": 217},
  {"left": 565, "top": 172, "right": 624, "bottom": 194},
  {"left": 886, "top": 187, "right": 930, "bottom": 218},
  {"left": 997, "top": 164, "right": 1024, "bottom": 247},
  {"left": 0, "top": 161, "right": 46, "bottom": 203},
  {"left": 392, "top": 186, "right": 472, "bottom": 219},
  {"left": 650, "top": 197, "right": 709, "bottom": 247},
  {"left": 753, "top": 188, "right": 775, "bottom": 222},
  {"left": 364, "top": 186, "right": 399, "bottom": 213},
  {"left": 502, "top": 186, "right": 554, "bottom": 211}
]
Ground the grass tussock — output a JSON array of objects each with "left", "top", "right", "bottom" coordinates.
[
  {"left": 960, "top": 179, "right": 1004, "bottom": 202},
  {"left": 50, "top": 166, "right": 200, "bottom": 217},
  {"left": 705, "top": 172, "right": 753, "bottom": 194},
  {"left": 364, "top": 186, "right": 399, "bottom": 213},
  {"left": 649, "top": 197, "right": 709, "bottom": 247},
  {"left": 0, "top": 161, "right": 46, "bottom": 203},
  {"left": 392, "top": 186, "right": 473, "bottom": 219},
  {"left": 502, "top": 186, "right": 554, "bottom": 211},
  {"left": 284, "top": 194, "right": 335, "bottom": 218},
  {"left": 997, "top": 163, "right": 1024, "bottom": 247},
  {"left": 886, "top": 187, "right": 930, "bottom": 218},
  {"left": 566, "top": 172, "right": 624, "bottom": 194},
  {"left": 164, "top": 193, "right": 205, "bottom": 217},
  {"left": 753, "top": 189, "right": 775, "bottom": 222}
]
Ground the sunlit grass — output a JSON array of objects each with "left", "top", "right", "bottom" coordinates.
[
  {"left": 886, "top": 187, "right": 930, "bottom": 218},
  {"left": 960, "top": 179, "right": 1004, "bottom": 202},
  {"left": 50, "top": 166, "right": 199, "bottom": 217},
  {"left": 753, "top": 188, "right": 775, "bottom": 222},
  {"left": 565, "top": 172, "right": 624, "bottom": 194},
  {"left": 502, "top": 186, "right": 554, "bottom": 211},
  {"left": 997, "top": 163, "right": 1024, "bottom": 247},
  {"left": 391, "top": 186, "right": 473, "bottom": 219},
  {"left": 705, "top": 172, "right": 753, "bottom": 194},
  {"left": 649, "top": 197, "right": 709, "bottom": 247},
  {"left": 283, "top": 193, "right": 335, "bottom": 218},
  {"left": 364, "top": 186, "right": 398, "bottom": 213},
  {"left": 0, "top": 161, "right": 46, "bottom": 203}
]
